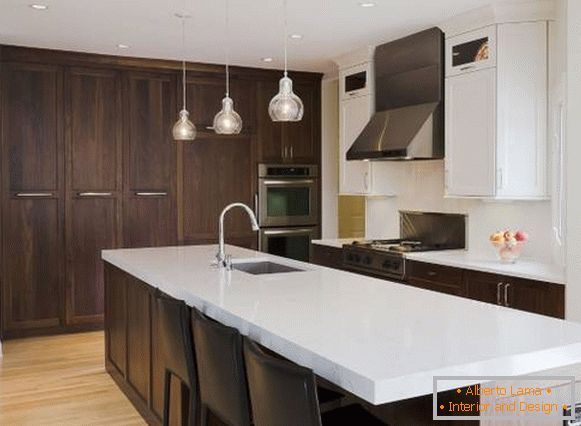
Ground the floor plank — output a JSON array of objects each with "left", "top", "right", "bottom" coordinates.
[{"left": 0, "top": 331, "right": 145, "bottom": 426}]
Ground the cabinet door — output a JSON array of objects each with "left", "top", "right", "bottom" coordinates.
[
  {"left": 2, "top": 199, "right": 63, "bottom": 333},
  {"left": 1, "top": 63, "right": 64, "bottom": 336},
  {"left": 105, "top": 265, "right": 127, "bottom": 376},
  {"left": 464, "top": 270, "right": 504, "bottom": 305},
  {"left": 496, "top": 22, "right": 547, "bottom": 199},
  {"left": 340, "top": 95, "right": 372, "bottom": 194},
  {"left": 183, "top": 137, "right": 256, "bottom": 249},
  {"left": 1, "top": 63, "right": 62, "bottom": 192},
  {"left": 445, "top": 69, "right": 496, "bottom": 197},
  {"left": 256, "top": 79, "right": 284, "bottom": 162},
  {"left": 126, "top": 276, "right": 151, "bottom": 404},
  {"left": 65, "top": 68, "right": 122, "bottom": 325},
  {"left": 446, "top": 26, "right": 496, "bottom": 77},
  {"left": 507, "top": 279, "right": 564, "bottom": 319},
  {"left": 283, "top": 80, "right": 320, "bottom": 163},
  {"left": 123, "top": 72, "right": 177, "bottom": 248},
  {"left": 339, "top": 62, "right": 371, "bottom": 101}
]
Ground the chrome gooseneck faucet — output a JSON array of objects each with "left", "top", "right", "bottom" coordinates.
[{"left": 216, "top": 203, "right": 260, "bottom": 268}]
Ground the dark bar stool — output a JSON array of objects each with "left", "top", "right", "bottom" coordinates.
[
  {"left": 243, "top": 338, "right": 387, "bottom": 426},
  {"left": 156, "top": 294, "right": 198, "bottom": 426},
  {"left": 191, "top": 308, "right": 252, "bottom": 426}
]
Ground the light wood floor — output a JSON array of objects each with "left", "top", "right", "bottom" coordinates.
[{"left": 0, "top": 331, "right": 145, "bottom": 426}]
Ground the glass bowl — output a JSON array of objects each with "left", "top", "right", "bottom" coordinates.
[{"left": 491, "top": 241, "right": 525, "bottom": 264}]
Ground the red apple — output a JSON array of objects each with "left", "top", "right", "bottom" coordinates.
[{"left": 515, "top": 230, "right": 528, "bottom": 242}]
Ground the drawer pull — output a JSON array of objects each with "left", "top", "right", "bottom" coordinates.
[
  {"left": 78, "top": 192, "right": 113, "bottom": 197},
  {"left": 496, "top": 282, "right": 503, "bottom": 305},
  {"left": 427, "top": 271, "right": 437, "bottom": 277},
  {"left": 15, "top": 192, "right": 53, "bottom": 198},
  {"left": 135, "top": 192, "right": 168, "bottom": 197},
  {"left": 504, "top": 283, "right": 511, "bottom": 307}
]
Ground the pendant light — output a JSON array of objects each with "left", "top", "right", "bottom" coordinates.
[
  {"left": 172, "top": 13, "right": 197, "bottom": 141},
  {"left": 213, "top": 0, "right": 243, "bottom": 134},
  {"left": 268, "top": 0, "right": 304, "bottom": 122}
]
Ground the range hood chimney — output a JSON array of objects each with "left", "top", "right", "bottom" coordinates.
[{"left": 347, "top": 27, "right": 444, "bottom": 161}]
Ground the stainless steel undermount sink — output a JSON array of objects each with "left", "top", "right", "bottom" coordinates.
[{"left": 232, "top": 261, "right": 303, "bottom": 275}]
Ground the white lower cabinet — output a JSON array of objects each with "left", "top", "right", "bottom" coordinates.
[
  {"left": 340, "top": 94, "right": 372, "bottom": 195},
  {"left": 445, "top": 21, "right": 548, "bottom": 200}
]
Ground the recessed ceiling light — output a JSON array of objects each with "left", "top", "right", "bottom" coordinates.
[
  {"left": 30, "top": 4, "right": 48, "bottom": 10},
  {"left": 289, "top": 34, "right": 303, "bottom": 40},
  {"left": 261, "top": 57, "right": 274, "bottom": 63},
  {"left": 117, "top": 44, "right": 130, "bottom": 49},
  {"left": 358, "top": 1, "right": 376, "bottom": 7}
]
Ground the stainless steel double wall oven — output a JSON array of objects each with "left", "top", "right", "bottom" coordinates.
[{"left": 257, "top": 164, "right": 319, "bottom": 262}]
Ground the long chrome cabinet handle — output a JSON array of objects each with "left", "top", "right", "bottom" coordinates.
[
  {"left": 78, "top": 192, "right": 113, "bottom": 197},
  {"left": 496, "top": 282, "right": 503, "bottom": 305},
  {"left": 504, "top": 283, "right": 511, "bottom": 307},
  {"left": 135, "top": 192, "right": 168, "bottom": 196},
  {"left": 263, "top": 228, "right": 314, "bottom": 236},
  {"left": 263, "top": 179, "right": 315, "bottom": 185},
  {"left": 15, "top": 192, "right": 53, "bottom": 197}
]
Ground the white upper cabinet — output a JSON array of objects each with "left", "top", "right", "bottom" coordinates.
[
  {"left": 445, "top": 21, "right": 548, "bottom": 200},
  {"left": 446, "top": 26, "right": 496, "bottom": 77},
  {"left": 340, "top": 94, "right": 373, "bottom": 194},
  {"left": 445, "top": 68, "right": 496, "bottom": 197},
  {"left": 335, "top": 48, "right": 376, "bottom": 195},
  {"left": 339, "top": 62, "right": 372, "bottom": 101}
]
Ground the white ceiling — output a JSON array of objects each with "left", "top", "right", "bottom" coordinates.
[{"left": 1, "top": 0, "right": 514, "bottom": 73}]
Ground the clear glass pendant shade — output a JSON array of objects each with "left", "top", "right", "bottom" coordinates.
[
  {"left": 213, "top": 96, "right": 242, "bottom": 134},
  {"left": 172, "top": 109, "right": 197, "bottom": 140},
  {"left": 268, "top": 75, "right": 304, "bottom": 122}
]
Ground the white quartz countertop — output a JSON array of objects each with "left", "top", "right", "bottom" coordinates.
[
  {"left": 102, "top": 245, "right": 581, "bottom": 405},
  {"left": 406, "top": 250, "right": 566, "bottom": 285},
  {"left": 312, "top": 239, "right": 565, "bottom": 284}
]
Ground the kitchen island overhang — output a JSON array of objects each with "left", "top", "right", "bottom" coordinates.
[{"left": 102, "top": 244, "right": 581, "bottom": 407}]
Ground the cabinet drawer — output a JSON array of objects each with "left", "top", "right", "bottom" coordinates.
[
  {"left": 311, "top": 244, "right": 343, "bottom": 270},
  {"left": 407, "top": 261, "right": 463, "bottom": 286}
]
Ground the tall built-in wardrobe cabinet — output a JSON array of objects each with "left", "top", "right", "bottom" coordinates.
[{"left": 0, "top": 46, "right": 322, "bottom": 339}]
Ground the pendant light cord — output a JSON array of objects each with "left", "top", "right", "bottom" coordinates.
[
  {"left": 225, "top": 0, "right": 230, "bottom": 97},
  {"left": 181, "top": 15, "right": 187, "bottom": 111},
  {"left": 283, "top": 0, "right": 288, "bottom": 77}
]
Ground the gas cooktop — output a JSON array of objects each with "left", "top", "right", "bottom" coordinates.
[{"left": 349, "top": 239, "right": 450, "bottom": 254}]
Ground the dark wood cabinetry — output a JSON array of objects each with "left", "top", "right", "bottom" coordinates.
[
  {"left": 407, "top": 261, "right": 465, "bottom": 296},
  {"left": 283, "top": 80, "right": 321, "bottom": 163},
  {"left": 123, "top": 71, "right": 178, "bottom": 248},
  {"left": 1, "top": 63, "right": 65, "bottom": 337},
  {"left": 310, "top": 245, "right": 565, "bottom": 319},
  {"left": 65, "top": 67, "right": 122, "bottom": 326},
  {"left": 311, "top": 244, "right": 344, "bottom": 270},
  {"left": 182, "top": 136, "right": 257, "bottom": 249},
  {"left": 256, "top": 78, "right": 320, "bottom": 164},
  {"left": 464, "top": 270, "right": 565, "bottom": 318},
  {"left": 0, "top": 45, "right": 322, "bottom": 339}
]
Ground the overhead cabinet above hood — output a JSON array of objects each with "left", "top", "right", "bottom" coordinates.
[{"left": 347, "top": 27, "right": 444, "bottom": 161}]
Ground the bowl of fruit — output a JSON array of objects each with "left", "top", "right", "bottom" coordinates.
[{"left": 489, "top": 230, "right": 528, "bottom": 263}]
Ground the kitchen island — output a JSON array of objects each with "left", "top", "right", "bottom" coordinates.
[{"left": 103, "top": 245, "right": 581, "bottom": 423}]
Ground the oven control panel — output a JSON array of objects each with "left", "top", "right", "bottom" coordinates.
[{"left": 342, "top": 245, "right": 405, "bottom": 281}]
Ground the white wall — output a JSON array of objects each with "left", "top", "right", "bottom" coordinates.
[
  {"left": 566, "top": 0, "right": 581, "bottom": 320},
  {"left": 366, "top": 161, "right": 553, "bottom": 261},
  {"left": 321, "top": 78, "right": 339, "bottom": 239}
]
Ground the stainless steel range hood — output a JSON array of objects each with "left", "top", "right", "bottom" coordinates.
[{"left": 346, "top": 27, "right": 444, "bottom": 161}]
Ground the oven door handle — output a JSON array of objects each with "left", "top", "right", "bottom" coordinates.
[
  {"left": 262, "top": 228, "right": 314, "bottom": 236},
  {"left": 262, "top": 179, "right": 315, "bottom": 185}
]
